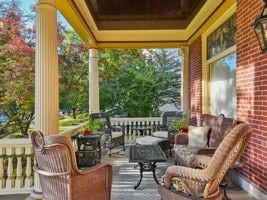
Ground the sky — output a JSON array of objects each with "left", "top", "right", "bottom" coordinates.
[{"left": 20, "top": 0, "right": 72, "bottom": 29}]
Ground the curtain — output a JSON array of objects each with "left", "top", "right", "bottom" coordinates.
[{"left": 210, "top": 53, "right": 236, "bottom": 118}]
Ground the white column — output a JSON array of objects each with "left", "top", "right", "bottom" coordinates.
[
  {"left": 89, "top": 48, "right": 100, "bottom": 113},
  {"left": 180, "top": 46, "right": 189, "bottom": 113},
  {"left": 30, "top": 0, "right": 58, "bottom": 199},
  {"left": 35, "top": 0, "right": 59, "bottom": 136}
]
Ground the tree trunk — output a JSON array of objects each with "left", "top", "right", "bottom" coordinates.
[{"left": 72, "top": 108, "right": 77, "bottom": 119}]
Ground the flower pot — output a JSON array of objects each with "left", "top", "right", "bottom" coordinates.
[
  {"left": 83, "top": 130, "right": 92, "bottom": 136},
  {"left": 180, "top": 127, "right": 188, "bottom": 133}
]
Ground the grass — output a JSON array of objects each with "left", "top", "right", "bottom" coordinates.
[{"left": 1, "top": 114, "right": 88, "bottom": 139}]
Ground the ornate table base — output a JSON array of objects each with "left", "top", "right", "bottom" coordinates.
[{"left": 134, "top": 161, "right": 159, "bottom": 190}]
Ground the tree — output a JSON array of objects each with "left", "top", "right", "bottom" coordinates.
[
  {"left": 99, "top": 49, "right": 181, "bottom": 117},
  {"left": 0, "top": 0, "right": 35, "bottom": 135},
  {"left": 59, "top": 30, "right": 89, "bottom": 119}
]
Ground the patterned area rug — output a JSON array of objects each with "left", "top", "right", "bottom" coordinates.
[{"left": 102, "top": 148, "right": 174, "bottom": 200}]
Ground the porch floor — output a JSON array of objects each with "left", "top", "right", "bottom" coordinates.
[{"left": 1, "top": 147, "right": 254, "bottom": 200}]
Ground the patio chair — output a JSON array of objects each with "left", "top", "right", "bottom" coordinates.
[
  {"left": 158, "top": 123, "right": 251, "bottom": 200},
  {"left": 30, "top": 131, "right": 112, "bottom": 200},
  {"left": 153, "top": 111, "right": 183, "bottom": 140},
  {"left": 90, "top": 112, "right": 125, "bottom": 156}
]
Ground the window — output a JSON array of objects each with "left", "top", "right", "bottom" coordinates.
[
  {"left": 207, "top": 15, "right": 236, "bottom": 59},
  {"left": 210, "top": 53, "right": 236, "bottom": 118},
  {"left": 207, "top": 15, "right": 236, "bottom": 118}
]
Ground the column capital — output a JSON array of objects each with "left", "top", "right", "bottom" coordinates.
[
  {"left": 180, "top": 46, "right": 189, "bottom": 56},
  {"left": 37, "top": 0, "right": 56, "bottom": 6},
  {"left": 89, "top": 48, "right": 98, "bottom": 58}
]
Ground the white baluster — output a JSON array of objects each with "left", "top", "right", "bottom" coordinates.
[
  {"left": 25, "top": 146, "right": 33, "bottom": 188},
  {"left": 6, "top": 147, "right": 14, "bottom": 189},
  {"left": 15, "top": 147, "right": 23, "bottom": 188},
  {"left": 0, "top": 147, "right": 5, "bottom": 189}
]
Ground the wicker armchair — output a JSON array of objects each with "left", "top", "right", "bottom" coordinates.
[
  {"left": 90, "top": 112, "right": 125, "bottom": 156},
  {"left": 158, "top": 123, "right": 251, "bottom": 200},
  {"left": 30, "top": 131, "right": 112, "bottom": 200}
]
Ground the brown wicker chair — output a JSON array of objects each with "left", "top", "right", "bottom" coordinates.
[
  {"left": 30, "top": 131, "right": 112, "bottom": 200},
  {"left": 158, "top": 123, "right": 251, "bottom": 200}
]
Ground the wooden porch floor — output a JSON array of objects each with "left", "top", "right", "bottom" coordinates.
[{"left": 0, "top": 147, "right": 255, "bottom": 200}]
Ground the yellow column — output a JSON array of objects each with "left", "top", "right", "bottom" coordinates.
[
  {"left": 35, "top": 0, "right": 59, "bottom": 135},
  {"left": 89, "top": 48, "right": 100, "bottom": 113},
  {"left": 29, "top": 0, "right": 58, "bottom": 199},
  {"left": 180, "top": 46, "right": 189, "bottom": 114}
]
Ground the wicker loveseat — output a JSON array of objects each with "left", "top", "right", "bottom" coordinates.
[
  {"left": 174, "top": 114, "right": 236, "bottom": 166},
  {"left": 159, "top": 123, "right": 251, "bottom": 200}
]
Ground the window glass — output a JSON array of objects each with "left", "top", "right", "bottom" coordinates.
[
  {"left": 207, "top": 15, "right": 236, "bottom": 59},
  {"left": 210, "top": 53, "right": 236, "bottom": 118}
]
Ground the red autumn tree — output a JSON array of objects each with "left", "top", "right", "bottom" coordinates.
[{"left": 0, "top": 0, "right": 35, "bottom": 136}]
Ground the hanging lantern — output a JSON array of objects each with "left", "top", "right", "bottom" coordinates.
[{"left": 254, "top": 0, "right": 267, "bottom": 53}]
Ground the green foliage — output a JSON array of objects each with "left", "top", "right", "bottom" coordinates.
[
  {"left": 59, "top": 30, "right": 89, "bottom": 119},
  {"left": 84, "top": 118, "right": 102, "bottom": 132},
  {"left": 171, "top": 114, "right": 189, "bottom": 132},
  {"left": 99, "top": 49, "right": 181, "bottom": 117},
  {"left": 0, "top": 0, "right": 35, "bottom": 135}
]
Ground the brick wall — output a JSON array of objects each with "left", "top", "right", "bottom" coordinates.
[
  {"left": 236, "top": 0, "right": 267, "bottom": 192},
  {"left": 189, "top": 36, "right": 202, "bottom": 124}
]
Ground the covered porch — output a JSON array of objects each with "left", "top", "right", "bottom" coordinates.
[{"left": 0, "top": 0, "right": 266, "bottom": 199}]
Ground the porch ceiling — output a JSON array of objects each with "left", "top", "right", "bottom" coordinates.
[
  {"left": 56, "top": 0, "right": 224, "bottom": 48},
  {"left": 85, "top": 0, "right": 206, "bottom": 30}
]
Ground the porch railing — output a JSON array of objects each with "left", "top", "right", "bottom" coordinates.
[
  {"left": 0, "top": 117, "right": 161, "bottom": 195},
  {"left": 110, "top": 117, "right": 161, "bottom": 142},
  {"left": 0, "top": 138, "right": 34, "bottom": 194}
]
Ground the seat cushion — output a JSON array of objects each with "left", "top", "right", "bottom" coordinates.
[
  {"left": 111, "top": 131, "right": 123, "bottom": 138},
  {"left": 136, "top": 136, "right": 167, "bottom": 145},
  {"left": 153, "top": 131, "right": 168, "bottom": 138},
  {"left": 174, "top": 144, "right": 200, "bottom": 167}
]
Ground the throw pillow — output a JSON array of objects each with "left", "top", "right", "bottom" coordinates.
[{"left": 188, "top": 126, "right": 210, "bottom": 147}]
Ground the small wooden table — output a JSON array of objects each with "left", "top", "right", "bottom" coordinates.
[{"left": 129, "top": 144, "right": 166, "bottom": 189}]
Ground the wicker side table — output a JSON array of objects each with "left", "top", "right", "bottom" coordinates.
[{"left": 72, "top": 133, "right": 101, "bottom": 167}]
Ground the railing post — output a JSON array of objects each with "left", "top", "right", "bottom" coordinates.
[
  {"left": 6, "top": 147, "right": 14, "bottom": 190},
  {"left": 25, "top": 146, "right": 33, "bottom": 188},
  {"left": 15, "top": 147, "right": 23, "bottom": 189},
  {"left": 0, "top": 147, "right": 4, "bottom": 189}
]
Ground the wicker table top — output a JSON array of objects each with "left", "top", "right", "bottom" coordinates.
[{"left": 129, "top": 145, "right": 167, "bottom": 163}]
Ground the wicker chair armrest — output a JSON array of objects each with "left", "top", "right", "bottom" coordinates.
[
  {"left": 174, "top": 133, "right": 188, "bottom": 145},
  {"left": 196, "top": 147, "right": 217, "bottom": 155},
  {"left": 33, "top": 165, "right": 69, "bottom": 177},
  {"left": 77, "top": 163, "right": 112, "bottom": 175},
  {"left": 164, "top": 165, "right": 209, "bottom": 188},
  {"left": 189, "top": 155, "right": 211, "bottom": 169},
  {"left": 71, "top": 163, "right": 112, "bottom": 199}
]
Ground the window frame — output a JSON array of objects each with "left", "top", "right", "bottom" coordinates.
[{"left": 201, "top": 3, "right": 236, "bottom": 115}]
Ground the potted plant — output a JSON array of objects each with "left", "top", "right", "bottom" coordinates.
[
  {"left": 83, "top": 118, "right": 102, "bottom": 136},
  {"left": 171, "top": 114, "right": 189, "bottom": 133}
]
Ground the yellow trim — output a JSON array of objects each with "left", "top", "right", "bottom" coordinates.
[
  {"left": 201, "top": 2, "right": 236, "bottom": 114},
  {"left": 56, "top": 0, "right": 224, "bottom": 48},
  {"left": 97, "top": 42, "right": 187, "bottom": 49},
  {"left": 207, "top": 45, "right": 236, "bottom": 64},
  {"left": 189, "top": 0, "right": 236, "bottom": 45},
  {"left": 55, "top": 0, "right": 97, "bottom": 47}
]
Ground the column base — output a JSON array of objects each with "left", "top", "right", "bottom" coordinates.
[{"left": 25, "top": 189, "right": 43, "bottom": 200}]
